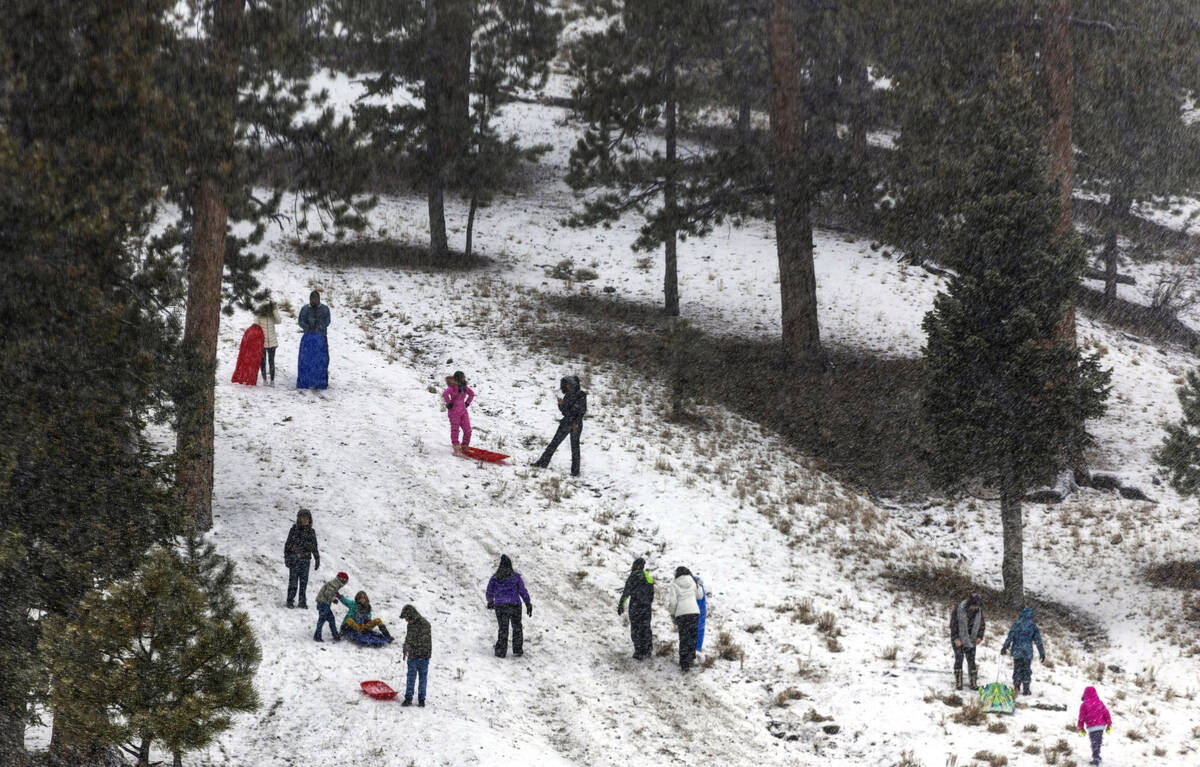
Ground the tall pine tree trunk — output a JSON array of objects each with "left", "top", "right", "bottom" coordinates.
[
  {"left": 176, "top": 0, "right": 245, "bottom": 533},
  {"left": 768, "top": 0, "right": 822, "bottom": 366},
  {"left": 177, "top": 177, "right": 226, "bottom": 533},
  {"left": 1000, "top": 472, "right": 1025, "bottom": 606},
  {"left": 1046, "top": 0, "right": 1076, "bottom": 344},
  {"left": 425, "top": 0, "right": 449, "bottom": 256},
  {"left": 465, "top": 190, "right": 478, "bottom": 259},
  {"left": 663, "top": 45, "right": 680, "bottom": 317}
]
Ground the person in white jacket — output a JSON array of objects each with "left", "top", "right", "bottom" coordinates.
[
  {"left": 667, "top": 566, "right": 703, "bottom": 672},
  {"left": 255, "top": 301, "right": 282, "bottom": 385}
]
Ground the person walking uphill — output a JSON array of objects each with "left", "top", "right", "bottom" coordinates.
[
  {"left": 297, "top": 290, "right": 332, "bottom": 390},
  {"left": 314, "top": 572, "right": 348, "bottom": 642},
  {"left": 949, "top": 593, "right": 985, "bottom": 690},
  {"left": 486, "top": 555, "right": 532, "bottom": 658},
  {"left": 533, "top": 376, "right": 587, "bottom": 476},
  {"left": 618, "top": 557, "right": 655, "bottom": 660},
  {"left": 1000, "top": 606, "right": 1046, "bottom": 696},
  {"left": 667, "top": 566, "right": 703, "bottom": 672},
  {"left": 400, "top": 605, "right": 432, "bottom": 707},
  {"left": 283, "top": 509, "right": 320, "bottom": 608},
  {"left": 1077, "top": 686, "right": 1113, "bottom": 764},
  {"left": 442, "top": 371, "right": 475, "bottom": 456}
]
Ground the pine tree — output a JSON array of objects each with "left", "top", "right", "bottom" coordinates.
[
  {"left": 333, "top": 0, "right": 561, "bottom": 259},
  {"left": 1154, "top": 370, "right": 1200, "bottom": 496},
  {"left": 921, "top": 67, "right": 1109, "bottom": 605},
  {"left": 41, "top": 540, "right": 260, "bottom": 767},
  {"left": 1073, "top": 0, "right": 1200, "bottom": 300},
  {"left": 1, "top": 2, "right": 185, "bottom": 762},
  {"left": 568, "top": 0, "right": 762, "bottom": 316},
  {"left": 168, "top": 0, "right": 374, "bottom": 531}
]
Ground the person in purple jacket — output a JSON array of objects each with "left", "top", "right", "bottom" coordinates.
[{"left": 485, "top": 554, "right": 533, "bottom": 658}]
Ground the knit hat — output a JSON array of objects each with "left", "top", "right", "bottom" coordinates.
[{"left": 337, "top": 572, "right": 349, "bottom": 582}]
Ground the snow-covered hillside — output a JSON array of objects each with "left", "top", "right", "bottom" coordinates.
[{"left": 40, "top": 75, "right": 1199, "bottom": 767}]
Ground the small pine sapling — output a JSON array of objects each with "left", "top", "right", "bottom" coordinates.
[
  {"left": 41, "top": 538, "right": 260, "bottom": 767},
  {"left": 1154, "top": 369, "right": 1200, "bottom": 495}
]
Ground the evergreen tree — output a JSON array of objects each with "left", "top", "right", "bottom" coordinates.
[
  {"left": 0, "top": 1, "right": 185, "bottom": 762},
  {"left": 166, "top": 0, "right": 374, "bottom": 531},
  {"left": 1073, "top": 0, "right": 1200, "bottom": 299},
  {"left": 568, "top": 0, "right": 762, "bottom": 316},
  {"left": 921, "top": 67, "right": 1108, "bottom": 605},
  {"left": 332, "top": 0, "right": 561, "bottom": 259},
  {"left": 1154, "top": 370, "right": 1200, "bottom": 496},
  {"left": 41, "top": 540, "right": 260, "bottom": 767}
]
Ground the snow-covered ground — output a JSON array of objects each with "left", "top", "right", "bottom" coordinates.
[{"left": 31, "top": 73, "right": 1200, "bottom": 767}]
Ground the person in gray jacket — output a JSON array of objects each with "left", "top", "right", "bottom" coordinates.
[
  {"left": 949, "top": 593, "right": 985, "bottom": 690},
  {"left": 313, "top": 571, "right": 348, "bottom": 642}
]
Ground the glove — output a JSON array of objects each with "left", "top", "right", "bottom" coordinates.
[
  {"left": 1106, "top": 726, "right": 1111, "bottom": 734},
  {"left": 486, "top": 600, "right": 494, "bottom": 610},
  {"left": 617, "top": 604, "right": 624, "bottom": 616},
  {"left": 526, "top": 603, "right": 533, "bottom": 617},
  {"left": 999, "top": 648, "right": 1007, "bottom": 656},
  {"left": 314, "top": 558, "right": 320, "bottom": 571},
  {"left": 1040, "top": 656, "right": 1046, "bottom": 663},
  {"left": 1078, "top": 730, "right": 1085, "bottom": 736},
  {"left": 464, "top": 402, "right": 469, "bottom": 409},
  {"left": 953, "top": 639, "right": 962, "bottom": 648}
]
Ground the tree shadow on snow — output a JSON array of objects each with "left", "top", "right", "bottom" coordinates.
[{"left": 537, "top": 291, "right": 931, "bottom": 499}]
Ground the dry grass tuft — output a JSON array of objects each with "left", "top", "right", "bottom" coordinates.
[
  {"left": 951, "top": 700, "right": 985, "bottom": 726},
  {"left": 771, "top": 687, "right": 806, "bottom": 707}
]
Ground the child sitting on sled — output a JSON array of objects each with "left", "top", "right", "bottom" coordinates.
[
  {"left": 340, "top": 590, "right": 393, "bottom": 642},
  {"left": 441, "top": 370, "right": 475, "bottom": 456}
]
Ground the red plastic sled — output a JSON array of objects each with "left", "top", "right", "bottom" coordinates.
[
  {"left": 231, "top": 324, "right": 265, "bottom": 385},
  {"left": 460, "top": 446, "right": 510, "bottom": 464},
  {"left": 360, "top": 680, "right": 397, "bottom": 700}
]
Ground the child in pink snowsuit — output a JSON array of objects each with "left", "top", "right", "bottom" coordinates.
[
  {"left": 442, "top": 371, "right": 475, "bottom": 455},
  {"left": 1077, "top": 685, "right": 1113, "bottom": 764}
]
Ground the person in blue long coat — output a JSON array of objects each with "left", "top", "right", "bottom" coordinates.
[
  {"left": 297, "top": 291, "right": 332, "bottom": 389},
  {"left": 1000, "top": 606, "right": 1046, "bottom": 696}
]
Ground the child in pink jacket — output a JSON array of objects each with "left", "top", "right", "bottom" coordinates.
[
  {"left": 1077, "top": 685, "right": 1113, "bottom": 764},
  {"left": 442, "top": 371, "right": 475, "bottom": 455}
]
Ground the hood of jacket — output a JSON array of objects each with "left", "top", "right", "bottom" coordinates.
[
  {"left": 494, "top": 554, "right": 515, "bottom": 581},
  {"left": 400, "top": 604, "right": 422, "bottom": 621},
  {"left": 1082, "top": 686, "right": 1099, "bottom": 702},
  {"left": 1019, "top": 607, "right": 1034, "bottom": 621}
]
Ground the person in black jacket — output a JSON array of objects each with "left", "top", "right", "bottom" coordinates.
[
  {"left": 617, "top": 557, "right": 655, "bottom": 660},
  {"left": 533, "top": 375, "right": 587, "bottom": 476},
  {"left": 283, "top": 509, "right": 320, "bottom": 608}
]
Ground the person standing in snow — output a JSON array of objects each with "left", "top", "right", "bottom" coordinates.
[
  {"left": 1076, "top": 685, "right": 1113, "bottom": 765},
  {"left": 532, "top": 375, "right": 587, "bottom": 476},
  {"left": 1000, "top": 606, "right": 1046, "bottom": 696},
  {"left": 314, "top": 571, "right": 348, "bottom": 642},
  {"left": 667, "top": 566, "right": 703, "bottom": 672},
  {"left": 442, "top": 370, "right": 475, "bottom": 456},
  {"left": 486, "top": 554, "right": 533, "bottom": 658},
  {"left": 949, "top": 593, "right": 985, "bottom": 690},
  {"left": 255, "top": 301, "right": 282, "bottom": 385},
  {"left": 617, "top": 557, "right": 655, "bottom": 660},
  {"left": 339, "top": 590, "right": 393, "bottom": 642},
  {"left": 283, "top": 508, "right": 319, "bottom": 608},
  {"left": 400, "top": 604, "right": 432, "bottom": 706},
  {"left": 297, "top": 290, "right": 332, "bottom": 389}
]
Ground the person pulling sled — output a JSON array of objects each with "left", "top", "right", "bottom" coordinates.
[{"left": 949, "top": 593, "right": 985, "bottom": 690}]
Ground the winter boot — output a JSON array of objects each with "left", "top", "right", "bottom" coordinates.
[
  {"left": 968, "top": 670, "right": 977, "bottom": 689},
  {"left": 401, "top": 698, "right": 413, "bottom": 707},
  {"left": 379, "top": 623, "right": 393, "bottom": 643},
  {"left": 418, "top": 700, "right": 426, "bottom": 707},
  {"left": 954, "top": 669, "right": 962, "bottom": 690},
  {"left": 1022, "top": 682, "right": 1031, "bottom": 696}
]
